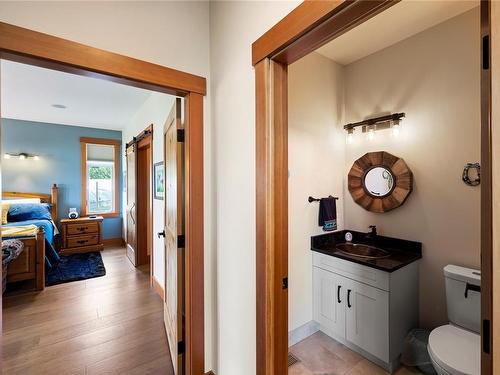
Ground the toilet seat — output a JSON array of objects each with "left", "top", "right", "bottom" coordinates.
[{"left": 428, "top": 324, "right": 480, "bottom": 375}]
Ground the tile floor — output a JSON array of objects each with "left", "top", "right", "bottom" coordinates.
[{"left": 288, "top": 331, "right": 424, "bottom": 375}]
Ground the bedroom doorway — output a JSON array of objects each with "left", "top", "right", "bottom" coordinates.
[
  {"left": 125, "top": 125, "right": 153, "bottom": 270},
  {"left": 0, "top": 20, "right": 205, "bottom": 375}
]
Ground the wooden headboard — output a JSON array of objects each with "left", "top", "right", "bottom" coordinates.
[{"left": 3, "top": 183, "right": 58, "bottom": 220}]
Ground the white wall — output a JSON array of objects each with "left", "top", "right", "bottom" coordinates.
[
  {"left": 288, "top": 53, "right": 345, "bottom": 332},
  {"left": 343, "top": 8, "right": 481, "bottom": 329},
  {"left": 209, "top": 1, "right": 300, "bottom": 373},
  {"left": 0, "top": 2, "right": 216, "bottom": 371},
  {"left": 122, "top": 92, "right": 174, "bottom": 285}
]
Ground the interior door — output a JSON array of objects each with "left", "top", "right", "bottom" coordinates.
[
  {"left": 313, "top": 267, "right": 345, "bottom": 340},
  {"left": 126, "top": 142, "right": 137, "bottom": 266},
  {"left": 163, "top": 98, "right": 184, "bottom": 375},
  {"left": 345, "top": 278, "right": 389, "bottom": 363}
]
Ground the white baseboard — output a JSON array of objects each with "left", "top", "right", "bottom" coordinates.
[{"left": 288, "top": 320, "right": 319, "bottom": 347}]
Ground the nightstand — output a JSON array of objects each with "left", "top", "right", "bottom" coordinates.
[{"left": 60, "top": 216, "right": 104, "bottom": 254}]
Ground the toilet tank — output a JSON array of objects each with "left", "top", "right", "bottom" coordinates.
[{"left": 444, "top": 265, "right": 481, "bottom": 333}]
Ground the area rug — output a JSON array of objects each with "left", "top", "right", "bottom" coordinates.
[{"left": 46, "top": 252, "right": 106, "bottom": 286}]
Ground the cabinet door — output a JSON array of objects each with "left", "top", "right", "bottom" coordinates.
[
  {"left": 345, "top": 278, "right": 389, "bottom": 362},
  {"left": 313, "top": 266, "right": 345, "bottom": 339}
]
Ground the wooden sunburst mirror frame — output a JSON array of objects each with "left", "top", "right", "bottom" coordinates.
[{"left": 348, "top": 151, "right": 413, "bottom": 213}]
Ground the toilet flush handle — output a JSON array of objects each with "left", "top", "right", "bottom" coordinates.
[{"left": 464, "top": 282, "right": 481, "bottom": 298}]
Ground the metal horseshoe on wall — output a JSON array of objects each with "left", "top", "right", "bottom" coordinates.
[{"left": 462, "top": 163, "right": 480, "bottom": 186}]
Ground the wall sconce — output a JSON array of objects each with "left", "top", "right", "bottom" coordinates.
[
  {"left": 4, "top": 152, "right": 40, "bottom": 161},
  {"left": 344, "top": 112, "right": 405, "bottom": 143},
  {"left": 346, "top": 128, "right": 355, "bottom": 144}
]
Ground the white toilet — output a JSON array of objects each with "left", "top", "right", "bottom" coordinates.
[{"left": 428, "top": 265, "right": 481, "bottom": 375}]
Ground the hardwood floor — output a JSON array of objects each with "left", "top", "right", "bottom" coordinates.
[
  {"left": 2, "top": 247, "right": 173, "bottom": 375},
  {"left": 289, "top": 331, "right": 424, "bottom": 375}
]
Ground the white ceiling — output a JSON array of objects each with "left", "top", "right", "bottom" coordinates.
[
  {"left": 0, "top": 60, "right": 153, "bottom": 130},
  {"left": 315, "top": 0, "right": 478, "bottom": 66}
]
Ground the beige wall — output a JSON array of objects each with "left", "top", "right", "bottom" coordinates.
[
  {"left": 343, "top": 7, "right": 481, "bottom": 328},
  {"left": 288, "top": 53, "right": 345, "bottom": 331},
  {"left": 209, "top": 1, "right": 300, "bottom": 373},
  {"left": 0, "top": 2, "right": 217, "bottom": 371}
]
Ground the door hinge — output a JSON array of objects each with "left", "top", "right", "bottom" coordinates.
[
  {"left": 177, "top": 129, "right": 185, "bottom": 143},
  {"left": 178, "top": 340, "right": 185, "bottom": 355},
  {"left": 483, "top": 319, "right": 491, "bottom": 354},
  {"left": 282, "top": 277, "right": 288, "bottom": 290},
  {"left": 177, "top": 234, "right": 185, "bottom": 249},
  {"left": 483, "top": 35, "right": 490, "bottom": 70}
]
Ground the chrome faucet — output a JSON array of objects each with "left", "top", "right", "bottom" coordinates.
[{"left": 366, "top": 225, "right": 377, "bottom": 240}]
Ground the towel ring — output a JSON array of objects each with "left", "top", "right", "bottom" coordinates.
[{"left": 462, "top": 163, "right": 480, "bottom": 186}]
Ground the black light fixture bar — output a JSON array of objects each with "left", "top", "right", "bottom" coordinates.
[{"left": 343, "top": 112, "right": 405, "bottom": 130}]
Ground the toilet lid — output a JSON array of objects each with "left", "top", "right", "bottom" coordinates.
[{"left": 428, "top": 324, "right": 480, "bottom": 375}]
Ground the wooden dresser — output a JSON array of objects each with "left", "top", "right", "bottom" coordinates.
[{"left": 60, "top": 216, "right": 104, "bottom": 254}]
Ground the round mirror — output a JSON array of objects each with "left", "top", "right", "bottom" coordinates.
[
  {"left": 348, "top": 151, "right": 413, "bottom": 213},
  {"left": 364, "top": 167, "right": 394, "bottom": 197}
]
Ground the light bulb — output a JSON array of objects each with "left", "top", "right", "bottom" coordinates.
[
  {"left": 346, "top": 128, "right": 354, "bottom": 144},
  {"left": 367, "top": 126, "right": 375, "bottom": 141},
  {"left": 392, "top": 120, "right": 401, "bottom": 138},
  {"left": 4, "top": 153, "right": 10, "bottom": 159},
  {"left": 19, "top": 154, "right": 26, "bottom": 160}
]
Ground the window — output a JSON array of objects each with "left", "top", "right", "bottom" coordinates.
[{"left": 81, "top": 137, "right": 120, "bottom": 217}]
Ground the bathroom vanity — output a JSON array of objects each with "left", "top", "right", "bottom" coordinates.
[{"left": 311, "top": 230, "right": 421, "bottom": 373}]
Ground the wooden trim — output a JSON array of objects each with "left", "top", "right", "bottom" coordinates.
[
  {"left": 255, "top": 0, "right": 491, "bottom": 373},
  {"left": 272, "top": 0, "right": 399, "bottom": 65},
  {"left": 3, "top": 184, "right": 58, "bottom": 220},
  {"left": 482, "top": 1, "right": 493, "bottom": 373},
  {"left": 0, "top": 21, "right": 205, "bottom": 375},
  {"left": 252, "top": 1, "right": 346, "bottom": 65},
  {"left": 80, "top": 137, "right": 120, "bottom": 218},
  {"left": 0, "top": 21, "right": 206, "bottom": 96},
  {"left": 184, "top": 93, "right": 205, "bottom": 375},
  {"left": 79, "top": 137, "right": 121, "bottom": 146},
  {"left": 152, "top": 276, "right": 165, "bottom": 301},
  {"left": 255, "top": 59, "right": 288, "bottom": 375},
  {"left": 488, "top": 1, "right": 499, "bottom": 373},
  {"left": 102, "top": 237, "right": 125, "bottom": 248},
  {"left": 251, "top": 1, "right": 399, "bottom": 65}
]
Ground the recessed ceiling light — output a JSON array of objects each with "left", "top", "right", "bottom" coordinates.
[{"left": 52, "top": 104, "right": 67, "bottom": 109}]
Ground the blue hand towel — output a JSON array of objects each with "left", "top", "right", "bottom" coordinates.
[{"left": 319, "top": 197, "right": 337, "bottom": 232}]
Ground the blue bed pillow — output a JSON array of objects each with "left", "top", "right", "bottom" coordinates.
[{"left": 7, "top": 203, "right": 52, "bottom": 222}]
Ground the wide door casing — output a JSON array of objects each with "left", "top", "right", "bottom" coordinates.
[{"left": 163, "top": 98, "right": 184, "bottom": 375}]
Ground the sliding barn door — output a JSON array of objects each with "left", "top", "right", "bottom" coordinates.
[
  {"left": 163, "top": 98, "right": 185, "bottom": 374},
  {"left": 126, "top": 142, "right": 138, "bottom": 266}
]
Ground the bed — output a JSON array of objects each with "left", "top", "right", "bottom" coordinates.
[{"left": 2, "top": 184, "right": 59, "bottom": 291}]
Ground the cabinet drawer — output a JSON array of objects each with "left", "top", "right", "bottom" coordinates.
[
  {"left": 67, "top": 234, "right": 99, "bottom": 248},
  {"left": 67, "top": 222, "right": 98, "bottom": 235},
  {"left": 313, "top": 252, "right": 389, "bottom": 291}
]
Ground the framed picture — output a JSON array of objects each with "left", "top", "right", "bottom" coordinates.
[{"left": 154, "top": 162, "right": 165, "bottom": 200}]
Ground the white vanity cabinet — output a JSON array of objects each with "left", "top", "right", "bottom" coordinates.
[{"left": 313, "top": 252, "right": 419, "bottom": 373}]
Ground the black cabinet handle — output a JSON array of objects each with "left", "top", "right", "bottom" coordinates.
[
  {"left": 157, "top": 230, "right": 166, "bottom": 238},
  {"left": 347, "top": 289, "right": 352, "bottom": 308},
  {"left": 337, "top": 285, "right": 342, "bottom": 304}
]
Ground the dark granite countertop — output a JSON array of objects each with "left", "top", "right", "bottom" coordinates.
[{"left": 311, "top": 230, "right": 422, "bottom": 272}]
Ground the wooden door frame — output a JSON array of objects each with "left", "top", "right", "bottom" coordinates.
[
  {"left": 252, "top": 1, "right": 494, "bottom": 374},
  {"left": 0, "top": 22, "right": 205, "bottom": 375},
  {"left": 135, "top": 126, "right": 153, "bottom": 270}
]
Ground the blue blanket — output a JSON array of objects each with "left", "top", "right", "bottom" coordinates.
[{"left": 3, "top": 219, "right": 60, "bottom": 270}]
